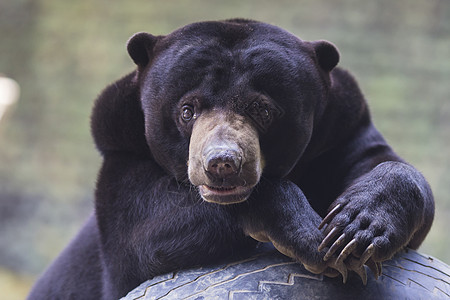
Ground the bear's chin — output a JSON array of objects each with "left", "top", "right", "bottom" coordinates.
[{"left": 198, "top": 185, "right": 253, "bottom": 205}]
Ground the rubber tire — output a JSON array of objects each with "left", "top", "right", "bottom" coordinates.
[{"left": 122, "top": 245, "right": 450, "bottom": 299}]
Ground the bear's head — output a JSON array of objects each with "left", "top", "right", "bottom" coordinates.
[{"left": 125, "top": 19, "right": 339, "bottom": 204}]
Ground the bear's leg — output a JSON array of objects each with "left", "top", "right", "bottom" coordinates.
[
  {"left": 238, "top": 179, "right": 365, "bottom": 282},
  {"left": 317, "top": 161, "right": 434, "bottom": 269}
]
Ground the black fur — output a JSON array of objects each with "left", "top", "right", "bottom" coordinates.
[{"left": 28, "top": 20, "right": 434, "bottom": 299}]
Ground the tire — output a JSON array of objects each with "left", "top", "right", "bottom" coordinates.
[{"left": 122, "top": 245, "right": 450, "bottom": 300}]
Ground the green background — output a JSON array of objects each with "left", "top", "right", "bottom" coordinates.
[{"left": 1, "top": 0, "right": 449, "bottom": 298}]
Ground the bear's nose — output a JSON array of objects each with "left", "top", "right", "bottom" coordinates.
[{"left": 204, "top": 149, "right": 242, "bottom": 179}]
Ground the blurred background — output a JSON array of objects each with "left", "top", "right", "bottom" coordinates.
[{"left": 1, "top": 0, "right": 449, "bottom": 298}]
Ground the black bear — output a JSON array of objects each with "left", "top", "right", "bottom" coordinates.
[{"left": 28, "top": 19, "right": 434, "bottom": 299}]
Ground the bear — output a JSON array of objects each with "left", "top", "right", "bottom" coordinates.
[{"left": 28, "top": 19, "right": 434, "bottom": 300}]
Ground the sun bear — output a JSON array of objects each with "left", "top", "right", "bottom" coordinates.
[{"left": 28, "top": 19, "right": 434, "bottom": 299}]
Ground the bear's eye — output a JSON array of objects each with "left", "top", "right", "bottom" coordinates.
[
  {"left": 262, "top": 108, "right": 271, "bottom": 120},
  {"left": 181, "top": 105, "right": 195, "bottom": 122},
  {"left": 245, "top": 98, "right": 284, "bottom": 133},
  {"left": 251, "top": 102, "right": 271, "bottom": 121}
]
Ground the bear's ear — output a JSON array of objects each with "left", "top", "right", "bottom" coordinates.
[
  {"left": 127, "top": 32, "right": 158, "bottom": 66},
  {"left": 311, "top": 40, "right": 340, "bottom": 72}
]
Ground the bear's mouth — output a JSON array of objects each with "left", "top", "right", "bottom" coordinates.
[{"left": 198, "top": 185, "right": 253, "bottom": 205}]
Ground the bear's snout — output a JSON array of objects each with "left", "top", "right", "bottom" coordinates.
[
  {"left": 188, "top": 111, "right": 263, "bottom": 204},
  {"left": 204, "top": 146, "right": 242, "bottom": 180}
]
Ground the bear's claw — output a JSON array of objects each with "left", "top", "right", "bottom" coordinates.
[
  {"left": 318, "top": 202, "right": 383, "bottom": 283},
  {"left": 360, "top": 243, "right": 375, "bottom": 265},
  {"left": 325, "top": 253, "right": 369, "bottom": 285},
  {"left": 365, "top": 259, "right": 382, "bottom": 280},
  {"left": 325, "top": 256, "right": 348, "bottom": 283},
  {"left": 346, "top": 256, "right": 368, "bottom": 285},
  {"left": 318, "top": 203, "right": 342, "bottom": 230},
  {"left": 336, "top": 238, "right": 358, "bottom": 265},
  {"left": 318, "top": 227, "right": 339, "bottom": 252},
  {"left": 323, "top": 233, "right": 347, "bottom": 261}
]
